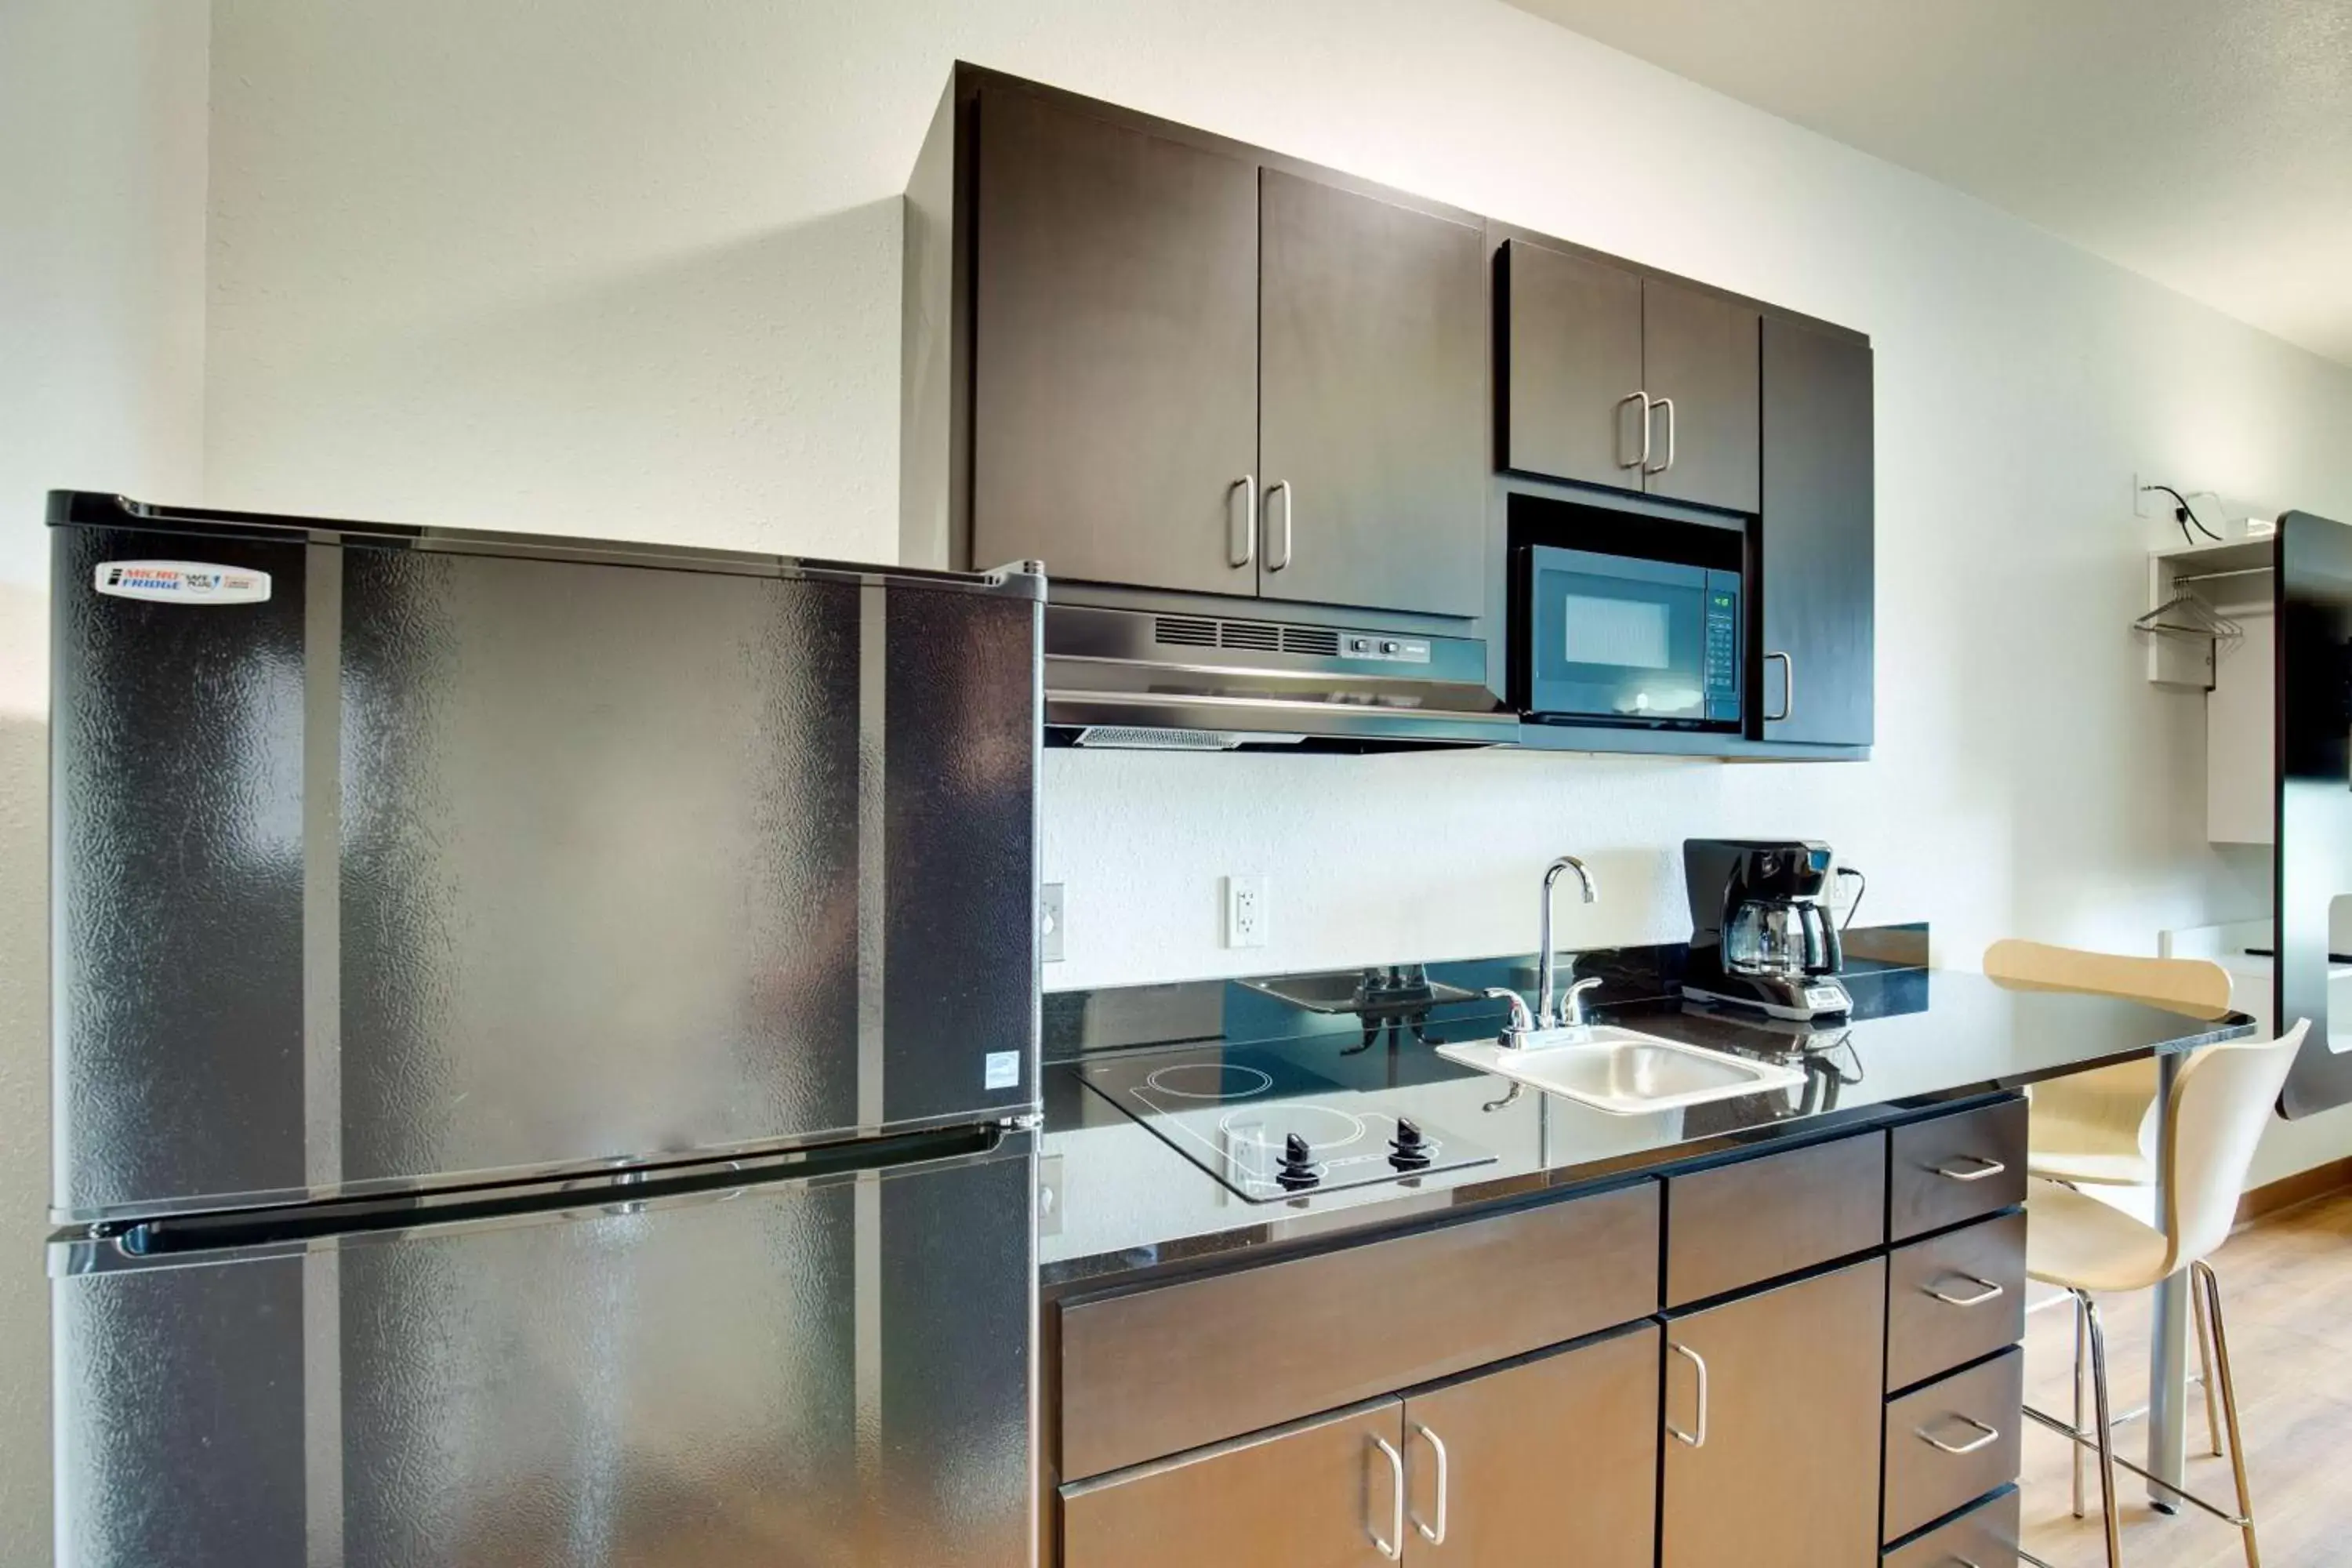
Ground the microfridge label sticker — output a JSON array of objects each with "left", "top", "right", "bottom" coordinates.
[
  {"left": 94, "top": 561, "right": 272, "bottom": 604},
  {"left": 984, "top": 1051, "right": 1021, "bottom": 1091}
]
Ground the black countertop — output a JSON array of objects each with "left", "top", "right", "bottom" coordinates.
[{"left": 1038, "top": 950, "right": 2252, "bottom": 1290}]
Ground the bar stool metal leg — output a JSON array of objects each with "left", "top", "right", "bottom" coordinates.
[
  {"left": 2083, "top": 1290, "right": 2125, "bottom": 1568},
  {"left": 2193, "top": 1259, "right": 2261, "bottom": 1568},
  {"left": 2194, "top": 1272, "right": 2225, "bottom": 1458},
  {"left": 2073, "top": 1290, "right": 2089, "bottom": 1518}
]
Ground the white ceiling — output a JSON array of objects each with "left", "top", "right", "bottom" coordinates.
[{"left": 1504, "top": 0, "right": 2352, "bottom": 365}]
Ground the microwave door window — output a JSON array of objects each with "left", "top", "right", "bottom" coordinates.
[{"left": 1543, "top": 572, "right": 1706, "bottom": 720}]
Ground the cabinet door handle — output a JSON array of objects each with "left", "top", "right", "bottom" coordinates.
[
  {"left": 1925, "top": 1273, "right": 2006, "bottom": 1308},
  {"left": 1616, "top": 390, "right": 1650, "bottom": 470},
  {"left": 1408, "top": 1421, "right": 1450, "bottom": 1545},
  {"left": 1936, "top": 1154, "right": 2008, "bottom": 1183},
  {"left": 1667, "top": 1341, "right": 1708, "bottom": 1448},
  {"left": 1644, "top": 395, "right": 1676, "bottom": 474},
  {"left": 1765, "top": 651, "right": 1794, "bottom": 723},
  {"left": 1369, "top": 1436, "right": 1405, "bottom": 1560},
  {"left": 1229, "top": 475, "right": 1257, "bottom": 569},
  {"left": 1916, "top": 1414, "right": 2002, "bottom": 1455},
  {"left": 1265, "top": 480, "right": 1294, "bottom": 572}
]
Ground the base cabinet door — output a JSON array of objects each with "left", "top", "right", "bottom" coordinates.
[
  {"left": 1663, "top": 1258, "right": 1887, "bottom": 1568},
  {"left": 1061, "top": 1400, "right": 1406, "bottom": 1568},
  {"left": 1403, "top": 1322, "right": 1661, "bottom": 1567}
]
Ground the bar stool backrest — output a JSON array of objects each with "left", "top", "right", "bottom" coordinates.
[
  {"left": 2162, "top": 1019, "right": 2311, "bottom": 1276},
  {"left": 1983, "top": 938, "right": 2234, "bottom": 1019}
]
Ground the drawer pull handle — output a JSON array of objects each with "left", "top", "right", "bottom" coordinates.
[
  {"left": 1370, "top": 1436, "right": 1404, "bottom": 1560},
  {"left": 1666, "top": 1341, "right": 1709, "bottom": 1448},
  {"left": 1916, "top": 1414, "right": 2002, "bottom": 1455},
  {"left": 1925, "top": 1273, "right": 2007, "bottom": 1308},
  {"left": 1408, "top": 1421, "right": 1450, "bottom": 1545},
  {"left": 1935, "top": 1154, "right": 2008, "bottom": 1183}
]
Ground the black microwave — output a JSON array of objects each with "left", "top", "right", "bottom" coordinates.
[{"left": 1514, "top": 543, "right": 1742, "bottom": 729}]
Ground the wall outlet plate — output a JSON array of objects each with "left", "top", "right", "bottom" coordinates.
[
  {"left": 1224, "top": 873, "right": 1269, "bottom": 949},
  {"left": 1040, "top": 883, "right": 1065, "bottom": 964}
]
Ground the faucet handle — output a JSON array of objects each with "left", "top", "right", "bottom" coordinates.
[
  {"left": 1563, "top": 976, "right": 1605, "bottom": 1027},
  {"left": 1480, "top": 987, "right": 1537, "bottom": 1047}
]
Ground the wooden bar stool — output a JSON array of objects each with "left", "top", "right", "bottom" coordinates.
[{"left": 2022, "top": 1018, "right": 2309, "bottom": 1568}]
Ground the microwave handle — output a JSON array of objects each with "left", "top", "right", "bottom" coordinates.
[{"left": 1764, "top": 651, "right": 1794, "bottom": 724}]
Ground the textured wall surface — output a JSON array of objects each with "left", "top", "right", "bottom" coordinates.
[{"left": 0, "top": 2, "right": 212, "bottom": 1561}]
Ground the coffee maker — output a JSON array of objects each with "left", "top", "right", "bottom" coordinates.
[{"left": 1681, "top": 839, "right": 1853, "bottom": 1021}]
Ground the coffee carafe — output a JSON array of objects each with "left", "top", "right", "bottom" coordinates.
[{"left": 1682, "top": 838, "right": 1853, "bottom": 1021}]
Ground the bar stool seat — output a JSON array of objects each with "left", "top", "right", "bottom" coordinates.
[
  {"left": 2026, "top": 1178, "right": 2168, "bottom": 1291},
  {"left": 1985, "top": 940, "right": 2237, "bottom": 1190}
]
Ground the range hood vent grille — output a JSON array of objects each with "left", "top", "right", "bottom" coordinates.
[
  {"left": 1152, "top": 615, "right": 1341, "bottom": 659},
  {"left": 1281, "top": 626, "right": 1340, "bottom": 657},
  {"left": 1153, "top": 616, "right": 1217, "bottom": 648},
  {"left": 1218, "top": 620, "right": 1280, "bottom": 652}
]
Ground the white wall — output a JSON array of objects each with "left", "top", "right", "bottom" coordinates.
[{"left": 0, "top": 2, "right": 211, "bottom": 1560}]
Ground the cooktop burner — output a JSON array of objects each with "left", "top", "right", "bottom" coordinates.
[{"left": 1080, "top": 1044, "right": 1496, "bottom": 1203}]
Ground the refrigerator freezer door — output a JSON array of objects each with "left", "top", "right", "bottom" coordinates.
[
  {"left": 53, "top": 521, "right": 1039, "bottom": 1221},
  {"left": 55, "top": 1131, "right": 1036, "bottom": 1568}
]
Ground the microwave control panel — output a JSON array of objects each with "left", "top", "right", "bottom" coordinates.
[{"left": 1702, "top": 572, "right": 1741, "bottom": 722}]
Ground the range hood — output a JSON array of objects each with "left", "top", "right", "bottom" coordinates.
[{"left": 1044, "top": 603, "right": 1519, "bottom": 750}]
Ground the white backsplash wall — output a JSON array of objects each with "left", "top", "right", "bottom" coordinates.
[{"left": 190, "top": 0, "right": 2351, "bottom": 998}]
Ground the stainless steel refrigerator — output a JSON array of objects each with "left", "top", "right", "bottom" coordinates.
[{"left": 46, "top": 491, "right": 1044, "bottom": 1567}]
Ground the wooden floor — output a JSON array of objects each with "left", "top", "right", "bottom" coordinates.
[{"left": 2020, "top": 1189, "right": 2352, "bottom": 1567}]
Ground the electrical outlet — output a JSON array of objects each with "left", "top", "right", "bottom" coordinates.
[
  {"left": 1224, "top": 873, "right": 1269, "bottom": 949},
  {"left": 1040, "top": 883, "right": 1065, "bottom": 963},
  {"left": 2134, "top": 471, "right": 2157, "bottom": 519}
]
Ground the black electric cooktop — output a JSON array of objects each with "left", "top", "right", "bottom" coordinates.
[{"left": 1078, "top": 1043, "right": 1496, "bottom": 1203}]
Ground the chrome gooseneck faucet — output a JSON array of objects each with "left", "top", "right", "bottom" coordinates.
[{"left": 1536, "top": 855, "right": 1599, "bottom": 1029}]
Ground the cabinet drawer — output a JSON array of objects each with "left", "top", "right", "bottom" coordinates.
[
  {"left": 1665, "top": 1131, "right": 1886, "bottom": 1306},
  {"left": 1062, "top": 1399, "right": 1402, "bottom": 1568},
  {"left": 1889, "top": 1098, "right": 2027, "bottom": 1241},
  {"left": 1885, "top": 1485, "right": 2020, "bottom": 1568},
  {"left": 1883, "top": 1348, "right": 2024, "bottom": 1543},
  {"left": 1060, "top": 1181, "right": 1661, "bottom": 1480},
  {"left": 1887, "top": 1212, "right": 2027, "bottom": 1392}
]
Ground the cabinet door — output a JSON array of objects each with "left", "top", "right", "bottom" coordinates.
[
  {"left": 1501, "top": 239, "right": 1646, "bottom": 490},
  {"left": 1062, "top": 1401, "right": 1405, "bottom": 1568},
  {"left": 1642, "top": 279, "right": 1760, "bottom": 513},
  {"left": 972, "top": 89, "right": 1259, "bottom": 594},
  {"left": 1759, "top": 316, "right": 1874, "bottom": 746},
  {"left": 1662, "top": 1257, "right": 1886, "bottom": 1568},
  {"left": 1403, "top": 1323, "right": 1659, "bottom": 1568},
  {"left": 1260, "top": 171, "right": 1486, "bottom": 616}
]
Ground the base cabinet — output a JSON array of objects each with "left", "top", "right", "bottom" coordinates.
[
  {"left": 1402, "top": 1323, "right": 1661, "bottom": 1567},
  {"left": 1662, "top": 1257, "right": 1889, "bottom": 1568},
  {"left": 1061, "top": 1400, "right": 1404, "bottom": 1568}
]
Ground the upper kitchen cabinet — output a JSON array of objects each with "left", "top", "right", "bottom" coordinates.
[
  {"left": 1258, "top": 172, "right": 1486, "bottom": 618},
  {"left": 1759, "top": 317, "right": 1875, "bottom": 747},
  {"left": 903, "top": 67, "right": 1488, "bottom": 619},
  {"left": 1642, "top": 280, "right": 1760, "bottom": 514},
  {"left": 1501, "top": 240, "right": 1761, "bottom": 515},
  {"left": 970, "top": 88, "right": 1261, "bottom": 597}
]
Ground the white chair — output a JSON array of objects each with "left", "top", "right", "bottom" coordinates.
[
  {"left": 1984, "top": 939, "right": 2244, "bottom": 1516},
  {"left": 2024, "top": 1017, "right": 2309, "bottom": 1568},
  {"left": 1985, "top": 938, "right": 2237, "bottom": 1189}
]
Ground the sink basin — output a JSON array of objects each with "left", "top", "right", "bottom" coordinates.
[{"left": 1436, "top": 1026, "right": 1806, "bottom": 1115}]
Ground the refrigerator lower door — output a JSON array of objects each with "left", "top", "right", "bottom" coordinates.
[
  {"left": 53, "top": 516, "right": 1040, "bottom": 1222},
  {"left": 55, "top": 1131, "right": 1036, "bottom": 1568}
]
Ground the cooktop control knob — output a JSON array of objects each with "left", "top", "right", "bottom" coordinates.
[
  {"left": 1276, "top": 1132, "right": 1320, "bottom": 1191},
  {"left": 1390, "top": 1117, "right": 1432, "bottom": 1171}
]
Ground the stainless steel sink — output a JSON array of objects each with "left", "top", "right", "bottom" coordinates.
[{"left": 1436, "top": 1025, "right": 1805, "bottom": 1115}]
